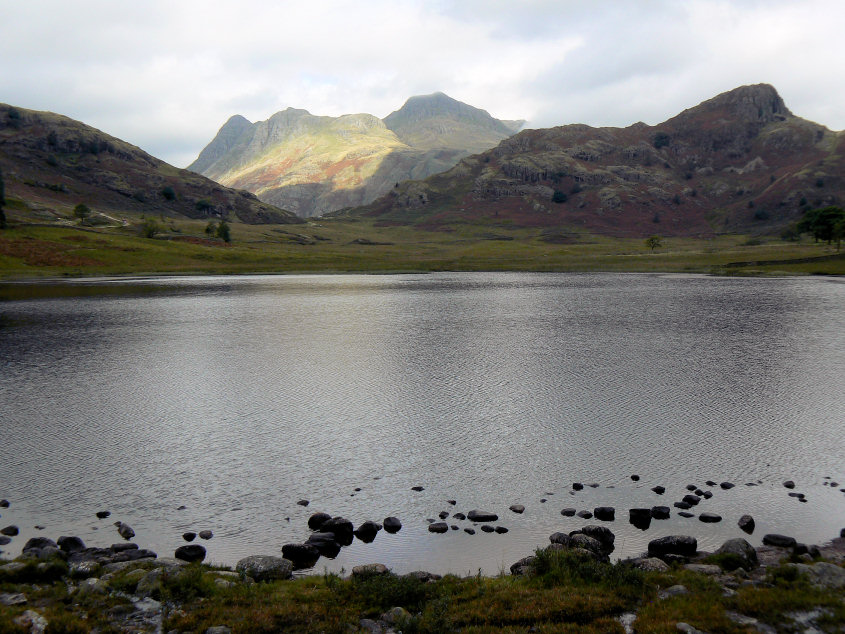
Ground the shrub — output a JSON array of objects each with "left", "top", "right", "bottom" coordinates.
[
  {"left": 73, "top": 203, "right": 91, "bottom": 224},
  {"left": 753, "top": 209, "right": 769, "bottom": 221},
  {"left": 205, "top": 221, "right": 217, "bottom": 236},
  {"left": 552, "top": 190, "right": 568, "bottom": 203},
  {"left": 653, "top": 132, "right": 670, "bottom": 149},
  {"left": 161, "top": 186, "right": 176, "bottom": 201},
  {"left": 140, "top": 218, "right": 161, "bottom": 238},
  {"left": 195, "top": 198, "right": 213, "bottom": 212},
  {"left": 216, "top": 219, "right": 231, "bottom": 243}
]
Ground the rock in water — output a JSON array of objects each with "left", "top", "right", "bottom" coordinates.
[
  {"left": 593, "top": 507, "right": 615, "bottom": 521},
  {"left": 467, "top": 510, "right": 498, "bottom": 522},
  {"left": 428, "top": 522, "right": 448, "bottom": 533},
  {"left": 353, "top": 521, "right": 382, "bottom": 543},
  {"left": 383, "top": 517, "right": 402, "bottom": 533},
  {"left": 698, "top": 513, "right": 722, "bottom": 523},
  {"left": 509, "top": 504, "right": 525, "bottom": 514},
  {"left": 738, "top": 515, "right": 755, "bottom": 534},
  {"left": 95, "top": 511, "right": 110, "bottom": 519},
  {"left": 114, "top": 522, "right": 135, "bottom": 540},
  {"left": 762, "top": 534, "right": 796, "bottom": 548},
  {"left": 716, "top": 538, "right": 758, "bottom": 569},
  {"left": 307, "top": 512, "right": 332, "bottom": 531},
  {"left": 182, "top": 532, "right": 196, "bottom": 542},
  {"left": 174, "top": 544, "right": 206, "bottom": 563},
  {"left": 57, "top": 536, "right": 85, "bottom": 553},
  {"left": 648, "top": 535, "right": 697, "bottom": 558},
  {"left": 281, "top": 543, "right": 320, "bottom": 569},
  {"left": 199, "top": 530, "right": 213, "bottom": 540}
]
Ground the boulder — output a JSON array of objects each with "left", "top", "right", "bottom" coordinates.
[
  {"left": 549, "top": 532, "right": 571, "bottom": 547},
  {"left": 428, "top": 522, "right": 448, "bottom": 534},
  {"left": 593, "top": 507, "right": 615, "bottom": 521},
  {"left": 682, "top": 494, "right": 701, "bottom": 506},
  {"left": 686, "top": 484, "right": 697, "bottom": 491},
  {"left": 494, "top": 526, "right": 508, "bottom": 534},
  {"left": 698, "top": 513, "right": 722, "bottom": 523},
  {"left": 438, "top": 511, "right": 449, "bottom": 519},
  {"left": 577, "top": 525, "right": 615, "bottom": 554},
  {"left": 648, "top": 535, "right": 697, "bottom": 558},
  {"left": 115, "top": 522, "right": 135, "bottom": 540},
  {"left": 0, "top": 526, "right": 19, "bottom": 537},
  {"left": 480, "top": 525, "right": 495, "bottom": 533},
  {"left": 22, "top": 537, "right": 57, "bottom": 553},
  {"left": 677, "top": 511, "right": 694, "bottom": 518},
  {"left": 411, "top": 486, "right": 424, "bottom": 492},
  {"left": 673, "top": 501, "right": 691, "bottom": 510},
  {"left": 762, "top": 534, "right": 796, "bottom": 548},
  {"left": 572, "top": 482, "right": 584, "bottom": 491},
  {"left": 701, "top": 491, "right": 713, "bottom": 499},
  {"left": 308, "top": 512, "right": 332, "bottom": 531},
  {"left": 716, "top": 538, "right": 758, "bottom": 570},
  {"left": 95, "top": 511, "right": 110, "bottom": 519},
  {"left": 306, "top": 532, "right": 340, "bottom": 558},
  {"left": 281, "top": 543, "right": 320, "bottom": 569},
  {"left": 0, "top": 536, "right": 11, "bottom": 546},
  {"left": 182, "top": 532, "right": 196, "bottom": 542},
  {"left": 236, "top": 555, "right": 292, "bottom": 582},
  {"left": 569, "top": 534, "right": 603, "bottom": 556},
  {"left": 630, "top": 557, "right": 669, "bottom": 572},
  {"left": 383, "top": 517, "right": 402, "bottom": 534},
  {"left": 631, "top": 474, "right": 640, "bottom": 481},
  {"left": 353, "top": 521, "right": 382, "bottom": 543},
  {"left": 720, "top": 482, "right": 735, "bottom": 490},
  {"left": 321, "top": 517, "right": 354, "bottom": 545},
  {"left": 57, "top": 536, "right": 85, "bottom": 554},
  {"left": 509, "top": 504, "right": 525, "bottom": 514},
  {"left": 651, "top": 486, "right": 666, "bottom": 495},
  {"left": 560, "top": 508, "right": 576, "bottom": 517},
  {"left": 199, "top": 530, "right": 213, "bottom": 540},
  {"left": 467, "top": 510, "right": 498, "bottom": 522},
  {"left": 174, "top": 544, "right": 206, "bottom": 563},
  {"left": 576, "top": 510, "right": 593, "bottom": 519},
  {"left": 452, "top": 512, "right": 466, "bottom": 520},
  {"left": 783, "top": 480, "right": 795, "bottom": 489},
  {"left": 403, "top": 571, "right": 442, "bottom": 583},
  {"left": 351, "top": 563, "right": 389, "bottom": 578},
  {"left": 510, "top": 556, "right": 535, "bottom": 576},
  {"left": 651, "top": 506, "right": 670, "bottom": 520}
]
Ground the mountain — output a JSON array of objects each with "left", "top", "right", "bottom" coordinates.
[
  {"left": 0, "top": 104, "right": 301, "bottom": 225},
  {"left": 188, "top": 93, "right": 521, "bottom": 218},
  {"left": 349, "top": 84, "right": 844, "bottom": 237}
]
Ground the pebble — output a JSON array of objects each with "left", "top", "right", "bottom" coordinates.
[{"left": 411, "top": 486, "right": 424, "bottom": 492}]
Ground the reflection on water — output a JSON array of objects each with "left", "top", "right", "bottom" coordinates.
[{"left": 0, "top": 273, "right": 844, "bottom": 574}]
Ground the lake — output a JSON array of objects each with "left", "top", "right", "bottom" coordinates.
[{"left": 1, "top": 272, "right": 844, "bottom": 575}]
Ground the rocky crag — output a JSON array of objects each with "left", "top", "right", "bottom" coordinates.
[
  {"left": 188, "top": 93, "right": 523, "bottom": 218},
  {"left": 350, "top": 84, "right": 844, "bottom": 237}
]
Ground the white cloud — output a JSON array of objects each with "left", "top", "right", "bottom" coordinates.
[{"left": 1, "top": 0, "right": 842, "bottom": 167}]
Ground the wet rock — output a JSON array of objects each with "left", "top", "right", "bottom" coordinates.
[
  {"left": 182, "top": 532, "right": 197, "bottom": 542},
  {"left": 673, "top": 501, "right": 691, "bottom": 510},
  {"left": 115, "top": 522, "right": 135, "bottom": 540},
  {"left": 411, "top": 486, "right": 424, "bottom": 492},
  {"left": 577, "top": 525, "right": 615, "bottom": 554},
  {"left": 322, "top": 517, "right": 354, "bottom": 545},
  {"left": 783, "top": 480, "right": 795, "bottom": 489},
  {"left": 95, "top": 511, "right": 111, "bottom": 519},
  {"left": 281, "top": 543, "right": 320, "bottom": 569},
  {"left": 549, "top": 532, "right": 571, "bottom": 547},
  {"left": 509, "top": 504, "right": 525, "bottom": 514},
  {"left": 308, "top": 512, "right": 332, "bottom": 530},
  {"left": 22, "top": 537, "right": 57, "bottom": 553},
  {"left": 630, "top": 557, "right": 669, "bottom": 572},
  {"left": 572, "top": 482, "right": 584, "bottom": 491},
  {"left": 631, "top": 474, "right": 640, "bottom": 481},
  {"left": 686, "top": 484, "right": 697, "bottom": 491},
  {"left": 0, "top": 536, "right": 11, "bottom": 546},
  {"left": 701, "top": 490, "right": 713, "bottom": 499},
  {"left": 677, "top": 511, "right": 694, "bottom": 518},
  {"left": 57, "top": 536, "right": 85, "bottom": 554},
  {"left": 0, "top": 526, "right": 19, "bottom": 537},
  {"left": 236, "top": 555, "right": 292, "bottom": 582},
  {"left": 651, "top": 506, "right": 671, "bottom": 520},
  {"left": 560, "top": 508, "right": 576, "bottom": 517},
  {"left": 510, "top": 556, "right": 536, "bottom": 576},
  {"left": 199, "top": 530, "right": 213, "bottom": 540},
  {"left": 306, "top": 533, "right": 340, "bottom": 558},
  {"left": 569, "top": 533, "right": 603, "bottom": 556},
  {"left": 716, "top": 538, "right": 758, "bottom": 569},
  {"left": 720, "top": 482, "right": 735, "bottom": 490},
  {"left": 540, "top": 498, "right": 547, "bottom": 503},
  {"left": 699, "top": 513, "right": 722, "bottom": 523},
  {"left": 467, "top": 510, "right": 498, "bottom": 522},
  {"left": 383, "top": 517, "right": 402, "bottom": 534},
  {"left": 763, "top": 534, "right": 796, "bottom": 548},
  {"left": 354, "top": 521, "right": 382, "bottom": 543},
  {"left": 682, "top": 494, "right": 701, "bottom": 506},
  {"left": 296, "top": 499, "right": 310, "bottom": 507},
  {"left": 648, "top": 535, "right": 697, "bottom": 558},
  {"left": 694, "top": 489, "right": 704, "bottom": 496},
  {"left": 576, "top": 510, "right": 593, "bottom": 519},
  {"left": 446, "top": 499, "right": 456, "bottom": 505},
  {"left": 464, "top": 528, "right": 475, "bottom": 535},
  {"left": 351, "top": 563, "right": 389, "bottom": 578},
  {"left": 452, "top": 512, "right": 466, "bottom": 520},
  {"left": 494, "top": 526, "right": 508, "bottom": 534},
  {"left": 593, "top": 507, "right": 615, "bottom": 521},
  {"left": 0, "top": 500, "right": 8, "bottom": 508},
  {"left": 451, "top": 525, "right": 459, "bottom": 531},
  {"left": 438, "top": 511, "right": 449, "bottom": 519},
  {"left": 428, "top": 522, "right": 448, "bottom": 534},
  {"left": 480, "top": 525, "right": 495, "bottom": 533},
  {"left": 174, "top": 544, "right": 206, "bottom": 563},
  {"left": 177, "top": 505, "right": 187, "bottom": 510}
]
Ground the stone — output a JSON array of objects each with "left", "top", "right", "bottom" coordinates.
[
  {"left": 452, "top": 512, "right": 466, "bottom": 520},
  {"left": 383, "top": 516, "right": 402, "bottom": 534},
  {"left": 737, "top": 514, "right": 755, "bottom": 534},
  {"left": 593, "top": 506, "right": 615, "bottom": 521},
  {"left": 698, "top": 513, "right": 722, "bottom": 523},
  {"left": 560, "top": 508, "right": 576, "bottom": 517},
  {"left": 572, "top": 482, "right": 584, "bottom": 490},
  {"left": 22, "top": 537, "right": 57, "bottom": 553},
  {"left": 281, "top": 543, "right": 320, "bottom": 569},
  {"left": 787, "top": 562, "right": 845, "bottom": 589},
  {"left": 57, "top": 536, "right": 85, "bottom": 553},
  {"left": 576, "top": 510, "right": 593, "bottom": 519},
  {"left": 684, "top": 564, "right": 721, "bottom": 575},
  {"left": 0, "top": 500, "right": 8, "bottom": 508},
  {"left": 381, "top": 606, "right": 410, "bottom": 625},
  {"left": 308, "top": 512, "right": 332, "bottom": 530},
  {"left": 510, "top": 556, "right": 536, "bottom": 576},
  {"left": 701, "top": 491, "right": 713, "bottom": 499},
  {"left": 762, "top": 534, "right": 796, "bottom": 548},
  {"left": 657, "top": 584, "right": 688, "bottom": 599},
  {"left": 494, "top": 526, "right": 508, "bottom": 534},
  {"left": 95, "top": 511, "right": 111, "bottom": 519},
  {"left": 467, "top": 510, "right": 498, "bottom": 522},
  {"left": 296, "top": 499, "right": 309, "bottom": 506},
  {"left": 720, "top": 482, "right": 735, "bottom": 489},
  {"left": 651, "top": 506, "right": 670, "bottom": 519},
  {"left": 0, "top": 592, "right": 27, "bottom": 606},
  {"left": 403, "top": 570, "right": 442, "bottom": 583},
  {"left": 0, "top": 526, "right": 19, "bottom": 536},
  {"left": 438, "top": 511, "right": 449, "bottom": 519},
  {"left": 588, "top": 483, "right": 600, "bottom": 488},
  {"left": 464, "top": 528, "right": 475, "bottom": 535},
  {"left": 631, "top": 474, "right": 640, "bottom": 481},
  {"left": 630, "top": 557, "right": 669, "bottom": 572},
  {"left": 13, "top": 610, "right": 48, "bottom": 634},
  {"left": 569, "top": 534, "right": 603, "bottom": 555},
  {"left": 322, "top": 517, "right": 354, "bottom": 545},
  {"left": 652, "top": 486, "right": 666, "bottom": 494},
  {"left": 577, "top": 525, "right": 615, "bottom": 553},
  {"left": 716, "top": 538, "right": 758, "bottom": 569},
  {"left": 182, "top": 532, "right": 197, "bottom": 542},
  {"left": 675, "top": 622, "right": 706, "bottom": 634},
  {"left": 694, "top": 489, "right": 704, "bottom": 496},
  {"left": 677, "top": 511, "right": 694, "bottom": 518},
  {"left": 0, "top": 536, "right": 11, "bottom": 546},
  {"left": 783, "top": 480, "right": 795, "bottom": 489},
  {"left": 351, "top": 563, "right": 389, "bottom": 578},
  {"left": 682, "top": 494, "right": 700, "bottom": 506},
  {"left": 446, "top": 499, "right": 456, "bottom": 505},
  {"left": 174, "top": 544, "right": 206, "bottom": 563},
  {"left": 428, "top": 522, "right": 448, "bottom": 533},
  {"left": 509, "top": 504, "right": 525, "bottom": 514},
  {"left": 648, "top": 535, "right": 697, "bottom": 558},
  {"left": 550, "top": 532, "right": 572, "bottom": 546},
  {"left": 306, "top": 531, "right": 340, "bottom": 558},
  {"left": 686, "top": 484, "right": 697, "bottom": 491},
  {"left": 673, "top": 501, "right": 691, "bottom": 510},
  {"left": 205, "top": 628, "right": 232, "bottom": 634},
  {"left": 115, "top": 522, "right": 135, "bottom": 540},
  {"left": 354, "top": 521, "right": 382, "bottom": 543},
  {"left": 480, "top": 525, "right": 495, "bottom": 533},
  {"left": 199, "top": 530, "right": 213, "bottom": 540},
  {"left": 411, "top": 486, "right": 424, "bottom": 491},
  {"left": 69, "top": 561, "right": 100, "bottom": 578},
  {"left": 236, "top": 555, "right": 292, "bottom": 582}
]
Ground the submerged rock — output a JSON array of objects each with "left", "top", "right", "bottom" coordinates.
[
  {"left": 651, "top": 506, "right": 670, "bottom": 520},
  {"left": 308, "top": 512, "right": 332, "bottom": 531},
  {"left": 560, "top": 508, "right": 576, "bottom": 517},
  {"left": 428, "top": 522, "right": 448, "bottom": 534},
  {"left": 199, "top": 530, "right": 213, "bottom": 540},
  {"left": 698, "top": 513, "right": 722, "bottom": 523},
  {"left": 509, "top": 504, "right": 525, "bottom": 514}
]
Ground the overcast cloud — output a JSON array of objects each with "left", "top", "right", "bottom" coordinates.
[{"left": 2, "top": 0, "right": 843, "bottom": 167}]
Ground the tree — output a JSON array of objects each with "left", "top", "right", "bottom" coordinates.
[
  {"left": 216, "top": 219, "right": 231, "bottom": 243},
  {"left": 551, "top": 190, "right": 567, "bottom": 203},
  {"left": 205, "top": 221, "right": 217, "bottom": 236},
  {"left": 160, "top": 186, "right": 176, "bottom": 201},
  {"left": 140, "top": 218, "right": 160, "bottom": 238},
  {"left": 0, "top": 167, "right": 6, "bottom": 230},
  {"left": 73, "top": 203, "right": 91, "bottom": 225},
  {"left": 645, "top": 235, "right": 663, "bottom": 251},
  {"left": 797, "top": 206, "right": 845, "bottom": 244}
]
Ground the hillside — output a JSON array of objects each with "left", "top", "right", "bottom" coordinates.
[
  {"left": 188, "top": 93, "right": 521, "bottom": 218},
  {"left": 350, "top": 84, "right": 844, "bottom": 237},
  {"left": 0, "top": 104, "right": 301, "bottom": 225}
]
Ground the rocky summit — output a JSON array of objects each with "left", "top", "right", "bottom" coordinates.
[
  {"left": 188, "top": 93, "right": 522, "bottom": 218},
  {"left": 350, "top": 84, "right": 844, "bottom": 237}
]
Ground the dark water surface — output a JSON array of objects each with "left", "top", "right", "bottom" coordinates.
[{"left": 1, "top": 273, "right": 844, "bottom": 574}]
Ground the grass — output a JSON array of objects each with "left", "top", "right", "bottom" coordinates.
[{"left": 1, "top": 209, "right": 844, "bottom": 280}]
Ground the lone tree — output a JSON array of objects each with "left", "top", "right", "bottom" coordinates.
[
  {"left": 216, "top": 219, "right": 231, "bottom": 243},
  {"left": 797, "top": 206, "right": 845, "bottom": 244},
  {"left": 0, "top": 167, "right": 6, "bottom": 229},
  {"left": 140, "top": 218, "right": 160, "bottom": 238},
  {"left": 73, "top": 203, "right": 91, "bottom": 225},
  {"left": 645, "top": 235, "right": 663, "bottom": 251}
]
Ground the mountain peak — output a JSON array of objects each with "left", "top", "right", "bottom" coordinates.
[{"left": 670, "top": 83, "right": 792, "bottom": 127}]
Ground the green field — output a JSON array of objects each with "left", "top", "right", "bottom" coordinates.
[{"left": 1, "top": 202, "right": 843, "bottom": 279}]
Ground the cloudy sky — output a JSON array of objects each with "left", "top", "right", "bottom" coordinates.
[{"left": 3, "top": 0, "right": 844, "bottom": 167}]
